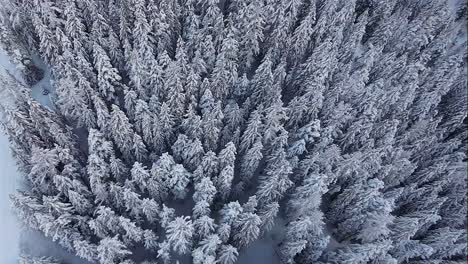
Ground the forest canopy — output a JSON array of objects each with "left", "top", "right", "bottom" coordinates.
[{"left": 0, "top": 0, "right": 466, "bottom": 263}]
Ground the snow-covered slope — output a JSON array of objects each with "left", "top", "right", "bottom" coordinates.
[
  {"left": 0, "top": 48, "right": 22, "bottom": 264},
  {"left": 0, "top": 133, "right": 20, "bottom": 264}
]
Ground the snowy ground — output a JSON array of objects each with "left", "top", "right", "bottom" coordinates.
[
  {"left": 0, "top": 50, "right": 54, "bottom": 108},
  {"left": 238, "top": 236, "right": 282, "bottom": 264},
  {"left": 0, "top": 133, "right": 21, "bottom": 264},
  {"left": 237, "top": 217, "right": 285, "bottom": 264},
  {"left": 0, "top": 48, "right": 24, "bottom": 264}
]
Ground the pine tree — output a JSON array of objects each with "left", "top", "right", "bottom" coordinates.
[
  {"left": 156, "top": 102, "right": 175, "bottom": 150},
  {"left": 157, "top": 240, "right": 172, "bottom": 264},
  {"left": 240, "top": 108, "right": 263, "bottom": 152},
  {"left": 322, "top": 241, "right": 393, "bottom": 264},
  {"left": 211, "top": 25, "right": 239, "bottom": 100},
  {"left": 256, "top": 147, "right": 293, "bottom": 204},
  {"left": 74, "top": 239, "right": 98, "bottom": 262},
  {"left": 250, "top": 56, "right": 274, "bottom": 106},
  {"left": 168, "top": 164, "right": 191, "bottom": 200},
  {"left": 159, "top": 204, "right": 176, "bottom": 228},
  {"left": 259, "top": 201, "right": 279, "bottom": 233},
  {"left": 130, "top": 162, "right": 150, "bottom": 193},
  {"left": 215, "top": 165, "right": 234, "bottom": 200},
  {"left": 220, "top": 201, "right": 243, "bottom": 225},
  {"left": 240, "top": 139, "right": 263, "bottom": 182},
  {"left": 233, "top": 212, "right": 261, "bottom": 248},
  {"left": 93, "top": 42, "right": 122, "bottom": 100},
  {"left": 193, "top": 200, "right": 211, "bottom": 219},
  {"left": 236, "top": 0, "right": 265, "bottom": 71},
  {"left": 166, "top": 216, "right": 194, "bottom": 255},
  {"left": 218, "top": 244, "right": 239, "bottom": 264},
  {"left": 328, "top": 178, "right": 394, "bottom": 243},
  {"left": 194, "top": 216, "right": 217, "bottom": 240},
  {"left": 19, "top": 255, "right": 61, "bottom": 264},
  {"left": 194, "top": 177, "right": 217, "bottom": 205},
  {"left": 110, "top": 105, "right": 134, "bottom": 159},
  {"left": 97, "top": 236, "right": 132, "bottom": 264}
]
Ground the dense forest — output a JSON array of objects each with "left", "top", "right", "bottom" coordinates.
[{"left": 0, "top": 0, "right": 466, "bottom": 263}]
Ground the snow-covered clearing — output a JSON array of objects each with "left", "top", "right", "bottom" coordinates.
[
  {"left": 20, "top": 229, "right": 92, "bottom": 264},
  {"left": 238, "top": 233, "right": 282, "bottom": 264},
  {"left": 238, "top": 217, "right": 285, "bottom": 264},
  {"left": 0, "top": 133, "right": 21, "bottom": 264},
  {"left": 0, "top": 49, "right": 54, "bottom": 108}
]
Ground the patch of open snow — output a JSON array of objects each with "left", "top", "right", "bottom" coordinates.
[
  {"left": 20, "top": 229, "right": 92, "bottom": 264},
  {"left": 0, "top": 49, "right": 55, "bottom": 109},
  {"left": 0, "top": 133, "right": 21, "bottom": 264},
  {"left": 237, "top": 217, "right": 285, "bottom": 264},
  {"left": 237, "top": 237, "right": 282, "bottom": 264},
  {"left": 0, "top": 47, "right": 22, "bottom": 264},
  {"left": 324, "top": 223, "right": 341, "bottom": 251},
  {"left": 29, "top": 53, "right": 55, "bottom": 109},
  {"left": 0, "top": 51, "right": 23, "bottom": 81},
  {"left": 448, "top": 0, "right": 464, "bottom": 15}
]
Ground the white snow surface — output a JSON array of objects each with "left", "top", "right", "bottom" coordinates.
[
  {"left": 238, "top": 217, "right": 285, "bottom": 264},
  {"left": 0, "top": 132, "right": 21, "bottom": 264},
  {"left": 0, "top": 49, "right": 54, "bottom": 108},
  {"left": 0, "top": 48, "right": 23, "bottom": 264},
  {"left": 20, "top": 229, "right": 92, "bottom": 264}
]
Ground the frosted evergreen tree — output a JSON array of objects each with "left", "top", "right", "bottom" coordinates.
[
  {"left": 240, "top": 139, "right": 263, "bottom": 183},
  {"left": 220, "top": 101, "right": 243, "bottom": 146},
  {"left": 182, "top": 106, "right": 204, "bottom": 140},
  {"left": 134, "top": 99, "right": 154, "bottom": 145},
  {"left": 218, "top": 244, "right": 239, "bottom": 264},
  {"left": 220, "top": 201, "right": 243, "bottom": 225},
  {"left": 202, "top": 101, "right": 224, "bottom": 151},
  {"left": 74, "top": 239, "right": 99, "bottom": 262},
  {"left": 193, "top": 177, "right": 217, "bottom": 205},
  {"left": 193, "top": 200, "right": 211, "bottom": 219},
  {"left": 130, "top": 162, "right": 150, "bottom": 193},
  {"left": 168, "top": 164, "right": 191, "bottom": 200},
  {"left": 166, "top": 216, "right": 194, "bottom": 255},
  {"left": 258, "top": 201, "right": 279, "bottom": 234},
  {"left": 239, "top": 108, "right": 263, "bottom": 152},
  {"left": 110, "top": 105, "right": 134, "bottom": 159},
  {"left": 211, "top": 25, "right": 239, "bottom": 100},
  {"left": 19, "top": 255, "right": 60, "bottom": 264},
  {"left": 93, "top": 42, "right": 122, "bottom": 101},
  {"left": 157, "top": 240, "right": 172, "bottom": 264},
  {"left": 233, "top": 211, "right": 261, "bottom": 248},
  {"left": 236, "top": 0, "right": 265, "bottom": 71},
  {"left": 328, "top": 178, "right": 395, "bottom": 243},
  {"left": 199, "top": 233, "right": 221, "bottom": 255},
  {"left": 194, "top": 215, "right": 217, "bottom": 240},
  {"left": 159, "top": 204, "right": 176, "bottom": 228},
  {"left": 156, "top": 102, "right": 175, "bottom": 150},
  {"left": 256, "top": 146, "right": 293, "bottom": 204},
  {"left": 215, "top": 166, "right": 235, "bottom": 200},
  {"left": 97, "top": 236, "right": 132, "bottom": 264}
]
